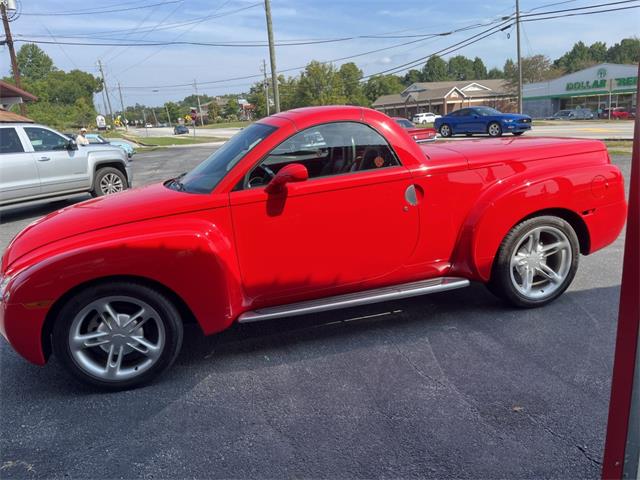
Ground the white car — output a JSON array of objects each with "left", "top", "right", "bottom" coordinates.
[
  {"left": 412, "top": 112, "right": 441, "bottom": 124},
  {"left": 0, "top": 123, "right": 132, "bottom": 206}
]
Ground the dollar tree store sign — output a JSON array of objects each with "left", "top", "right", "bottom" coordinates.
[{"left": 566, "top": 68, "right": 638, "bottom": 91}]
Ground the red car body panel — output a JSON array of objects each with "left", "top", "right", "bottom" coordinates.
[{"left": 0, "top": 106, "right": 627, "bottom": 366}]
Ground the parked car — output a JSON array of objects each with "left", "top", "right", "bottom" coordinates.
[
  {"left": 550, "top": 108, "right": 593, "bottom": 120},
  {"left": 0, "top": 123, "right": 132, "bottom": 206},
  {"left": 84, "top": 133, "right": 136, "bottom": 158},
  {"left": 434, "top": 106, "right": 532, "bottom": 137},
  {"left": 600, "top": 107, "right": 632, "bottom": 120},
  {"left": 393, "top": 117, "right": 436, "bottom": 142},
  {"left": 0, "top": 106, "right": 626, "bottom": 389},
  {"left": 174, "top": 125, "right": 189, "bottom": 135},
  {"left": 412, "top": 112, "right": 441, "bottom": 124},
  {"left": 145, "top": 123, "right": 153, "bottom": 128}
]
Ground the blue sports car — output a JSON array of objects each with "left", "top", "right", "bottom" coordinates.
[{"left": 434, "top": 106, "right": 532, "bottom": 138}]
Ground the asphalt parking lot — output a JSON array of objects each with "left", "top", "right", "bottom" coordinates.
[{"left": 0, "top": 144, "right": 630, "bottom": 479}]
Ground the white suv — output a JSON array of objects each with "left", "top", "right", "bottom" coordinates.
[
  {"left": 412, "top": 112, "right": 441, "bottom": 124},
  {"left": 0, "top": 123, "right": 132, "bottom": 206}
]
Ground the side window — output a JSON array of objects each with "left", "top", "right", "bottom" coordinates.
[
  {"left": 247, "top": 122, "right": 399, "bottom": 188},
  {"left": 0, "top": 128, "right": 25, "bottom": 154},
  {"left": 24, "top": 127, "right": 69, "bottom": 152}
]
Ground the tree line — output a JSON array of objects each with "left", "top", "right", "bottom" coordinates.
[{"left": 3, "top": 37, "right": 638, "bottom": 128}]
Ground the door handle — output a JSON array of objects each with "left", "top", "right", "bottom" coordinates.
[{"left": 38, "top": 156, "right": 51, "bottom": 161}]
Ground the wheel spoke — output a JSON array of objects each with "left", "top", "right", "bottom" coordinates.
[
  {"left": 121, "top": 307, "right": 145, "bottom": 329},
  {"left": 104, "top": 344, "right": 124, "bottom": 378},
  {"left": 127, "top": 316, "right": 151, "bottom": 334},
  {"left": 128, "top": 336, "right": 161, "bottom": 360},
  {"left": 537, "top": 263, "right": 562, "bottom": 283},
  {"left": 100, "top": 302, "right": 119, "bottom": 328},
  {"left": 540, "top": 240, "right": 568, "bottom": 257},
  {"left": 521, "top": 266, "right": 534, "bottom": 293},
  {"left": 71, "top": 331, "right": 110, "bottom": 349}
]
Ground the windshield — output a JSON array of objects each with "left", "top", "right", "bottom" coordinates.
[
  {"left": 474, "top": 106, "right": 501, "bottom": 116},
  {"left": 178, "top": 123, "right": 276, "bottom": 193},
  {"left": 395, "top": 119, "right": 414, "bottom": 128}
]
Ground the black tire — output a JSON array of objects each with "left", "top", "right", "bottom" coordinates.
[
  {"left": 91, "top": 167, "right": 128, "bottom": 197},
  {"left": 487, "top": 122, "right": 502, "bottom": 137},
  {"left": 513, "top": 131, "right": 525, "bottom": 136},
  {"left": 487, "top": 216, "right": 580, "bottom": 308},
  {"left": 439, "top": 124, "right": 452, "bottom": 137},
  {"left": 52, "top": 282, "right": 183, "bottom": 390}
]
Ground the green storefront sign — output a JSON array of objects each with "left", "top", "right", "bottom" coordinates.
[{"left": 566, "top": 76, "right": 638, "bottom": 92}]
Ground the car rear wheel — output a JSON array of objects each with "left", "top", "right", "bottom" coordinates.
[
  {"left": 487, "top": 122, "right": 502, "bottom": 137},
  {"left": 52, "top": 282, "right": 183, "bottom": 390},
  {"left": 488, "top": 216, "right": 579, "bottom": 308},
  {"left": 92, "top": 167, "right": 127, "bottom": 197},
  {"left": 439, "top": 124, "right": 452, "bottom": 137}
]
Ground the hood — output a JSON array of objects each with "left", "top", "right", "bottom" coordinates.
[
  {"left": 499, "top": 113, "right": 531, "bottom": 121},
  {"left": 2, "top": 183, "right": 223, "bottom": 270},
  {"left": 82, "top": 144, "right": 127, "bottom": 155}
]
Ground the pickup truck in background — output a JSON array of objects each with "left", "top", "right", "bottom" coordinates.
[{"left": 0, "top": 123, "right": 132, "bottom": 206}]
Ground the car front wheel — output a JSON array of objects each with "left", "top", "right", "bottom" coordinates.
[
  {"left": 92, "top": 167, "right": 128, "bottom": 197},
  {"left": 487, "top": 122, "right": 502, "bottom": 137},
  {"left": 52, "top": 282, "right": 184, "bottom": 390},
  {"left": 439, "top": 124, "right": 452, "bottom": 137},
  {"left": 488, "top": 216, "right": 579, "bottom": 308}
]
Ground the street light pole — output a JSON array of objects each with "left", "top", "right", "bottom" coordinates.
[
  {"left": 193, "top": 79, "right": 204, "bottom": 127},
  {"left": 1, "top": 1, "right": 25, "bottom": 116},
  {"left": 515, "top": 0, "right": 523, "bottom": 114},
  {"left": 117, "top": 82, "right": 128, "bottom": 130},
  {"left": 264, "top": 0, "right": 280, "bottom": 113}
]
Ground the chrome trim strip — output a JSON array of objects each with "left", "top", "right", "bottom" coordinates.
[{"left": 238, "top": 277, "right": 470, "bottom": 323}]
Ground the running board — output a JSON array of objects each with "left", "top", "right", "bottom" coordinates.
[{"left": 238, "top": 277, "right": 470, "bottom": 323}]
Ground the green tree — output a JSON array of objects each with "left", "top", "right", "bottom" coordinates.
[
  {"left": 363, "top": 74, "right": 405, "bottom": 103},
  {"left": 554, "top": 41, "right": 594, "bottom": 72},
  {"left": 606, "top": 37, "right": 640, "bottom": 64},
  {"left": 163, "top": 101, "right": 182, "bottom": 124},
  {"left": 487, "top": 67, "right": 503, "bottom": 79},
  {"left": 295, "top": 61, "right": 347, "bottom": 106},
  {"left": 223, "top": 97, "right": 240, "bottom": 119},
  {"left": 403, "top": 69, "right": 423, "bottom": 85},
  {"left": 421, "top": 55, "right": 448, "bottom": 82},
  {"left": 15, "top": 43, "right": 55, "bottom": 80},
  {"left": 338, "top": 62, "right": 368, "bottom": 105},
  {"left": 589, "top": 41, "right": 608, "bottom": 63},
  {"left": 447, "top": 55, "right": 475, "bottom": 80},
  {"left": 504, "top": 55, "right": 563, "bottom": 92},
  {"left": 472, "top": 57, "right": 487, "bottom": 79}
]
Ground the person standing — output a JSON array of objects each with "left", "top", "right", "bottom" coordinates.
[{"left": 76, "top": 128, "right": 90, "bottom": 145}]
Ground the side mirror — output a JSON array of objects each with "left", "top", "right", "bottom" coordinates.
[
  {"left": 67, "top": 139, "right": 78, "bottom": 150},
  {"left": 265, "top": 163, "right": 308, "bottom": 194}
]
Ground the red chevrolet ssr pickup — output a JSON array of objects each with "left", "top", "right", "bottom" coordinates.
[{"left": 0, "top": 106, "right": 627, "bottom": 389}]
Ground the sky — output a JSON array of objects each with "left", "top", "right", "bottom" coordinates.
[{"left": 2, "top": 0, "right": 639, "bottom": 110}]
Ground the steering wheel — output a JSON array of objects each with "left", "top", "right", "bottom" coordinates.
[{"left": 247, "top": 164, "right": 276, "bottom": 188}]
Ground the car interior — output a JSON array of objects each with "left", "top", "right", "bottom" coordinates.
[{"left": 246, "top": 122, "right": 399, "bottom": 189}]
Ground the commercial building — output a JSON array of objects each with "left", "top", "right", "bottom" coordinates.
[
  {"left": 372, "top": 79, "right": 514, "bottom": 118},
  {"left": 523, "top": 63, "right": 637, "bottom": 118}
]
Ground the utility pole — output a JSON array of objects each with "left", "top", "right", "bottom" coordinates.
[
  {"left": 262, "top": 59, "right": 270, "bottom": 116},
  {"left": 97, "top": 60, "right": 115, "bottom": 124},
  {"left": 264, "top": 0, "right": 280, "bottom": 112},
  {"left": 165, "top": 105, "right": 172, "bottom": 127},
  {"left": 151, "top": 108, "right": 159, "bottom": 126},
  {"left": 142, "top": 110, "right": 148, "bottom": 137},
  {"left": 193, "top": 79, "right": 205, "bottom": 126},
  {"left": 515, "top": 0, "right": 523, "bottom": 114},
  {"left": 117, "top": 82, "right": 128, "bottom": 130},
  {"left": 1, "top": 1, "right": 26, "bottom": 116}
]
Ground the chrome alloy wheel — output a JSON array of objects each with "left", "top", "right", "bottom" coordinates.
[
  {"left": 68, "top": 296, "right": 165, "bottom": 381},
  {"left": 509, "top": 226, "right": 572, "bottom": 300},
  {"left": 100, "top": 173, "right": 124, "bottom": 195},
  {"left": 439, "top": 124, "right": 451, "bottom": 137}
]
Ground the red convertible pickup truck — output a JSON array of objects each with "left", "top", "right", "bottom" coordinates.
[{"left": 0, "top": 106, "right": 626, "bottom": 389}]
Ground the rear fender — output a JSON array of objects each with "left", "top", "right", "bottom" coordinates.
[{"left": 450, "top": 162, "right": 623, "bottom": 281}]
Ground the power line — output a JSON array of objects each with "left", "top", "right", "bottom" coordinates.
[{"left": 20, "top": 0, "right": 184, "bottom": 16}]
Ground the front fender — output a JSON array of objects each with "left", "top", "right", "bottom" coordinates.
[
  {"left": 3, "top": 214, "right": 241, "bottom": 365},
  {"left": 451, "top": 161, "right": 625, "bottom": 281}
]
